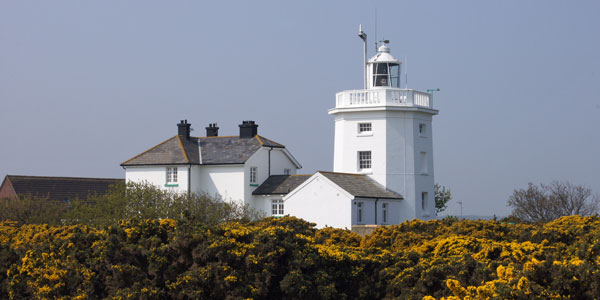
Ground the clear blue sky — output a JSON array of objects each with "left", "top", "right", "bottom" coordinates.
[{"left": 1, "top": 1, "right": 599, "bottom": 217}]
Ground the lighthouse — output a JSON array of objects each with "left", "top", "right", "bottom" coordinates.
[{"left": 329, "top": 28, "right": 439, "bottom": 220}]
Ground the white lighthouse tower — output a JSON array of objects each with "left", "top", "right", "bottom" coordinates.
[{"left": 329, "top": 27, "right": 439, "bottom": 221}]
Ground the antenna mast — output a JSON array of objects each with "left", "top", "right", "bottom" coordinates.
[
  {"left": 358, "top": 24, "right": 367, "bottom": 90},
  {"left": 374, "top": 8, "right": 378, "bottom": 51},
  {"left": 405, "top": 56, "right": 408, "bottom": 89}
]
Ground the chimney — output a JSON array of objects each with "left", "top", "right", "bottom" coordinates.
[
  {"left": 177, "top": 120, "right": 191, "bottom": 140},
  {"left": 206, "top": 123, "right": 219, "bottom": 137},
  {"left": 239, "top": 120, "right": 258, "bottom": 138}
]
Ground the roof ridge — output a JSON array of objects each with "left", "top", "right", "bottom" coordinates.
[
  {"left": 255, "top": 135, "right": 264, "bottom": 145},
  {"left": 121, "top": 136, "right": 177, "bottom": 166},
  {"left": 193, "top": 135, "right": 238, "bottom": 139},
  {"left": 6, "top": 175, "right": 124, "bottom": 181},
  {"left": 318, "top": 171, "right": 363, "bottom": 176},
  {"left": 176, "top": 135, "right": 190, "bottom": 163},
  {"left": 256, "top": 135, "right": 285, "bottom": 147}
]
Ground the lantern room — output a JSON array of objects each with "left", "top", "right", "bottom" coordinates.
[{"left": 367, "top": 44, "right": 402, "bottom": 89}]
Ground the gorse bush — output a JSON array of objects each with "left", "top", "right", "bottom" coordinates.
[{"left": 1, "top": 216, "right": 600, "bottom": 299}]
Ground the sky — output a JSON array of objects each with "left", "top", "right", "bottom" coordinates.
[{"left": 1, "top": 0, "right": 599, "bottom": 217}]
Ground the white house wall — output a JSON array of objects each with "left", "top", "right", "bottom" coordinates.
[
  {"left": 252, "top": 194, "right": 284, "bottom": 217},
  {"left": 268, "top": 149, "right": 298, "bottom": 175},
  {"left": 284, "top": 174, "right": 353, "bottom": 229},
  {"left": 125, "top": 165, "right": 190, "bottom": 194},
  {"left": 194, "top": 165, "right": 245, "bottom": 204},
  {"left": 245, "top": 147, "right": 299, "bottom": 209}
]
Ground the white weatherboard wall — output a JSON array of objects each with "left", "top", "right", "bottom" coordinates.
[
  {"left": 284, "top": 173, "right": 353, "bottom": 229},
  {"left": 351, "top": 198, "right": 376, "bottom": 225},
  {"left": 351, "top": 199, "right": 404, "bottom": 225},
  {"left": 125, "top": 165, "right": 190, "bottom": 194}
]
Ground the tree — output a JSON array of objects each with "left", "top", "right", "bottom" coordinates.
[
  {"left": 507, "top": 181, "right": 599, "bottom": 222},
  {"left": 0, "top": 194, "right": 68, "bottom": 225},
  {"left": 435, "top": 184, "right": 452, "bottom": 214},
  {"left": 64, "top": 181, "right": 262, "bottom": 227}
]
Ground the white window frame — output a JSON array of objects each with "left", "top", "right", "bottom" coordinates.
[
  {"left": 249, "top": 166, "right": 257, "bottom": 184},
  {"left": 271, "top": 199, "right": 284, "bottom": 216},
  {"left": 166, "top": 167, "right": 178, "bottom": 185},
  {"left": 357, "top": 122, "right": 372, "bottom": 136},
  {"left": 358, "top": 151, "right": 372, "bottom": 171}
]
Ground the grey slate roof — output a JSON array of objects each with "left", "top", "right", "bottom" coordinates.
[
  {"left": 0, "top": 175, "right": 124, "bottom": 202},
  {"left": 252, "top": 175, "right": 311, "bottom": 195},
  {"left": 319, "top": 171, "right": 403, "bottom": 199},
  {"left": 121, "top": 135, "right": 285, "bottom": 166}
]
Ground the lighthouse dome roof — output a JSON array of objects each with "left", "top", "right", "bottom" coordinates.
[{"left": 368, "top": 44, "right": 400, "bottom": 64}]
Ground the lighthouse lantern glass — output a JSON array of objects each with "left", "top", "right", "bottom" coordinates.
[{"left": 373, "top": 62, "right": 400, "bottom": 88}]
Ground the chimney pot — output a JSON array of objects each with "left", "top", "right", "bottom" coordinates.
[
  {"left": 206, "top": 123, "right": 219, "bottom": 137},
  {"left": 177, "top": 120, "right": 191, "bottom": 140},
  {"left": 239, "top": 120, "right": 258, "bottom": 138}
]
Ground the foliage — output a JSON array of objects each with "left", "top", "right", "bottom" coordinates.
[
  {"left": 435, "top": 183, "right": 452, "bottom": 214},
  {"left": 64, "top": 181, "right": 263, "bottom": 227},
  {"left": 508, "top": 181, "right": 599, "bottom": 222},
  {"left": 0, "top": 194, "right": 68, "bottom": 225},
  {"left": 2, "top": 216, "right": 600, "bottom": 299}
]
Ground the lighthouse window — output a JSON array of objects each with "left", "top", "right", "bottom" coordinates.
[
  {"left": 419, "top": 123, "right": 427, "bottom": 136},
  {"left": 420, "top": 152, "right": 428, "bottom": 175},
  {"left": 358, "top": 122, "right": 372, "bottom": 134},
  {"left": 373, "top": 63, "right": 400, "bottom": 88},
  {"left": 358, "top": 151, "right": 372, "bottom": 170}
]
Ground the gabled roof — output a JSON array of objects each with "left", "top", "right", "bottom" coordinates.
[
  {"left": 318, "top": 171, "right": 403, "bottom": 199},
  {"left": 121, "top": 135, "right": 287, "bottom": 167},
  {"left": 0, "top": 175, "right": 124, "bottom": 202},
  {"left": 252, "top": 175, "right": 312, "bottom": 195}
]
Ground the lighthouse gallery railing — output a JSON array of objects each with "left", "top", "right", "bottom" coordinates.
[{"left": 335, "top": 89, "right": 433, "bottom": 109}]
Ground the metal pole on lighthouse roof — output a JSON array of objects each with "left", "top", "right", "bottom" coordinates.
[{"left": 358, "top": 24, "right": 367, "bottom": 90}]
